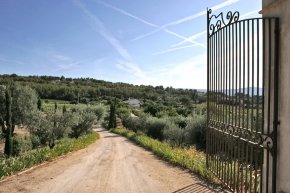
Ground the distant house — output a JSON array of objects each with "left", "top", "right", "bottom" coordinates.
[
  {"left": 125, "top": 98, "right": 140, "bottom": 108},
  {"left": 51, "top": 79, "right": 61, "bottom": 84}
]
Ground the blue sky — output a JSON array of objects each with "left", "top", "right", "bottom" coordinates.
[{"left": 0, "top": 0, "right": 261, "bottom": 89}]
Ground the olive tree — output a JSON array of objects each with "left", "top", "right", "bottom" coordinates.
[
  {"left": 94, "top": 104, "right": 106, "bottom": 121},
  {"left": 184, "top": 115, "right": 206, "bottom": 149},
  {"left": 0, "top": 84, "right": 38, "bottom": 134},
  {"left": 70, "top": 111, "right": 96, "bottom": 138},
  {"left": 12, "top": 84, "right": 38, "bottom": 125},
  {"left": 28, "top": 111, "right": 76, "bottom": 149}
]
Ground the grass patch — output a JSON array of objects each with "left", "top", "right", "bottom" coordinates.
[
  {"left": 0, "top": 132, "right": 99, "bottom": 179},
  {"left": 111, "top": 128, "right": 218, "bottom": 184}
]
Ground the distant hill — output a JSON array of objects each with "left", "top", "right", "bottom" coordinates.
[
  {"left": 0, "top": 74, "right": 206, "bottom": 105},
  {"left": 226, "top": 87, "right": 263, "bottom": 96},
  {"left": 197, "top": 89, "right": 207, "bottom": 93},
  {"left": 197, "top": 87, "right": 263, "bottom": 96}
]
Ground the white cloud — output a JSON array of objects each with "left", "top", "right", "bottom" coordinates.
[
  {"left": 95, "top": 0, "right": 204, "bottom": 47},
  {"left": 117, "top": 54, "right": 207, "bottom": 89},
  {"left": 240, "top": 9, "right": 261, "bottom": 19},
  {"left": 166, "top": 8, "right": 260, "bottom": 51},
  {"left": 152, "top": 45, "right": 198, "bottom": 55},
  {"left": 96, "top": 0, "right": 157, "bottom": 28},
  {"left": 74, "top": 0, "right": 132, "bottom": 61},
  {"left": 56, "top": 61, "right": 81, "bottom": 70},
  {"left": 148, "top": 54, "right": 207, "bottom": 89},
  {"left": 75, "top": 0, "right": 150, "bottom": 81},
  {"left": 163, "top": 29, "right": 205, "bottom": 47},
  {"left": 170, "top": 30, "right": 207, "bottom": 48},
  {"left": 165, "top": 0, "right": 240, "bottom": 27},
  {"left": 0, "top": 56, "right": 24, "bottom": 65},
  {"left": 132, "top": 28, "right": 160, "bottom": 41},
  {"left": 53, "top": 54, "right": 71, "bottom": 62},
  {"left": 116, "top": 60, "right": 148, "bottom": 80},
  {"left": 92, "top": 57, "right": 106, "bottom": 65},
  {"left": 49, "top": 53, "right": 82, "bottom": 71},
  {"left": 132, "top": 0, "right": 240, "bottom": 41}
]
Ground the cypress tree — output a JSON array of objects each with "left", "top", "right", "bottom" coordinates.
[
  {"left": 62, "top": 105, "right": 67, "bottom": 114},
  {"left": 108, "top": 102, "right": 114, "bottom": 129},
  {"left": 54, "top": 102, "right": 57, "bottom": 113},
  {"left": 54, "top": 102, "right": 57, "bottom": 129},
  {"left": 113, "top": 98, "right": 117, "bottom": 128},
  {"left": 0, "top": 116, "right": 5, "bottom": 135},
  {"left": 108, "top": 99, "right": 116, "bottom": 129},
  {"left": 49, "top": 102, "right": 58, "bottom": 149},
  {"left": 4, "top": 90, "right": 13, "bottom": 157},
  {"left": 37, "top": 98, "right": 42, "bottom": 111}
]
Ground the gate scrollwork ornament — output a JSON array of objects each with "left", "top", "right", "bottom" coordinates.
[
  {"left": 208, "top": 8, "right": 240, "bottom": 37},
  {"left": 262, "top": 135, "right": 274, "bottom": 150}
]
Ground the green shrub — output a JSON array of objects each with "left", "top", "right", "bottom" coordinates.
[
  {"left": 156, "top": 108, "right": 178, "bottom": 118},
  {"left": 30, "top": 134, "right": 41, "bottom": 149},
  {"left": 123, "top": 116, "right": 142, "bottom": 132},
  {"left": 122, "top": 112, "right": 206, "bottom": 149},
  {"left": 185, "top": 115, "right": 206, "bottom": 149},
  {"left": 94, "top": 104, "right": 106, "bottom": 121},
  {"left": 70, "top": 112, "right": 96, "bottom": 138},
  {"left": 176, "top": 107, "right": 191, "bottom": 117},
  {"left": 28, "top": 111, "right": 76, "bottom": 148},
  {"left": 131, "top": 109, "right": 144, "bottom": 117},
  {"left": 116, "top": 107, "right": 130, "bottom": 120},
  {"left": 144, "top": 117, "right": 169, "bottom": 140},
  {"left": 143, "top": 101, "right": 160, "bottom": 117},
  {"left": 163, "top": 124, "right": 185, "bottom": 146},
  {"left": 80, "top": 97, "right": 90, "bottom": 104},
  {"left": 12, "top": 135, "right": 32, "bottom": 156},
  {"left": 172, "top": 116, "right": 188, "bottom": 128}
]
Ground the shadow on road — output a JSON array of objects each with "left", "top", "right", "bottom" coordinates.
[
  {"left": 172, "top": 183, "right": 220, "bottom": 193},
  {"left": 94, "top": 129, "right": 108, "bottom": 133},
  {"left": 103, "top": 135, "right": 121, "bottom": 138}
]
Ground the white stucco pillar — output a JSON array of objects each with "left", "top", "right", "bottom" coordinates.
[{"left": 262, "top": 0, "right": 290, "bottom": 192}]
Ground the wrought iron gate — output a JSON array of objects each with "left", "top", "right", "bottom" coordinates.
[{"left": 206, "top": 9, "right": 279, "bottom": 193}]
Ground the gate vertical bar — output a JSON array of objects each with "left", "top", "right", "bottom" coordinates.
[
  {"left": 206, "top": 7, "right": 210, "bottom": 168},
  {"left": 272, "top": 17, "right": 280, "bottom": 193}
]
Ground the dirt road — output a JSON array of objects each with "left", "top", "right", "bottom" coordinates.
[{"left": 0, "top": 128, "right": 217, "bottom": 193}]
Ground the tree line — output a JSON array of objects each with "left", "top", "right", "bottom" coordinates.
[{"left": 0, "top": 74, "right": 206, "bottom": 105}]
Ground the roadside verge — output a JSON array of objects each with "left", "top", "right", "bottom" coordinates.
[
  {"left": 0, "top": 132, "right": 99, "bottom": 180},
  {"left": 111, "top": 128, "right": 219, "bottom": 185}
]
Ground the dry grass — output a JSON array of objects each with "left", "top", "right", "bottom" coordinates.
[{"left": 111, "top": 128, "right": 219, "bottom": 184}]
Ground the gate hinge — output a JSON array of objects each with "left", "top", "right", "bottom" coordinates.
[{"left": 273, "top": 120, "right": 280, "bottom": 125}]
